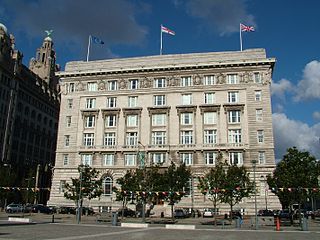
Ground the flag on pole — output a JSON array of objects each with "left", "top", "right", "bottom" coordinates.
[
  {"left": 161, "top": 25, "right": 175, "bottom": 35},
  {"left": 240, "top": 23, "right": 255, "bottom": 32},
  {"left": 91, "top": 35, "right": 105, "bottom": 44}
]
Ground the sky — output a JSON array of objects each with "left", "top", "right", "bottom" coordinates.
[{"left": 1, "top": 0, "right": 320, "bottom": 161}]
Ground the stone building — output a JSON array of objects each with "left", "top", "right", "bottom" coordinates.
[
  {"left": 0, "top": 23, "right": 60, "bottom": 204},
  {"left": 49, "top": 48, "right": 280, "bottom": 214}
]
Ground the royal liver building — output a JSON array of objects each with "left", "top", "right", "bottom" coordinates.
[{"left": 49, "top": 48, "right": 280, "bottom": 214}]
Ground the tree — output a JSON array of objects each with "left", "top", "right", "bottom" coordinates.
[{"left": 267, "top": 147, "right": 320, "bottom": 211}]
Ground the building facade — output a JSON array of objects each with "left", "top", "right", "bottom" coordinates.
[
  {"left": 49, "top": 48, "right": 280, "bottom": 214},
  {"left": 0, "top": 23, "right": 60, "bottom": 204}
]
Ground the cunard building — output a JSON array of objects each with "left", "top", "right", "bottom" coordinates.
[{"left": 49, "top": 48, "right": 280, "bottom": 214}]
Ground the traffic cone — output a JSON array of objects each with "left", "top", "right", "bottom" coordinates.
[{"left": 276, "top": 217, "right": 280, "bottom": 231}]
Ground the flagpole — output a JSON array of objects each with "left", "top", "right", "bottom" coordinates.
[
  {"left": 240, "top": 24, "right": 243, "bottom": 51},
  {"left": 160, "top": 24, "right": 163, "bottom": 55},
  {"left": 86, "top": 35, "right": 91, "bottom": 62}
]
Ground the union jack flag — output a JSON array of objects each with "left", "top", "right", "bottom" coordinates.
[{"left": 240, "top": 23, "right": 255, "bottom": 32}]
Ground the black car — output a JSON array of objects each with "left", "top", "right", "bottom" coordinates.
[
  {"left": 257, "top": 209, "right": 275, "bottom": 216},
  {"left": 31, "top": 204, "right": 52, "bottom": 214},
  {"left": 278, "top": 209, "right": 292, "bottom": 219},
  {"left": 59, "top": 206, "right": 76, "bottom": 214},
  {"left": 174, "top": 209, "right": 187, "bottom": 218},
  {"left": 82, "top": 207, "right": 95, "bottom": 215},
  {"left": 117, "top": 208, "right": 136, "bottom": 217}
]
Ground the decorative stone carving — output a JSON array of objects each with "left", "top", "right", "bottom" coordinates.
[
  {"left": 98, "top": 80, "right": 105, "bottom": 90},
  {"left": 243, "top": 72, "right": 250, "bottom": 83},
  {"left": 76, "top": 81, "right": 84, "bottom": 91},
  {"left": 193, "top": 74, "right": 202, "bottom": 85},
  {"left": 141, "top": 77, "right": 151, "bottom": 88},
  {"left": 216, "top": 73, "right": 225, "bottom": 84},
  {"left": 119, "top": 78, "right": 127, "bottom": 89},
  {"left": 262, "top": 69, "right": 272, "bottom": 85},
  {"left": 168, "top": 75, "right": 178, "bottom": 86}
]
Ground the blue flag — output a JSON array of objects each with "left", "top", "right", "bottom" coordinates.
[{"left": 91, "top": 36, "right": 104, "bottom": 44}]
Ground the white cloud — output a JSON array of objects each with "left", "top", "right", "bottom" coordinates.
[
  {"left": 313, "top": 111, "right": 320, "bottom": 121},
  {"left": 271, "top": 79, "right": 293, "bottom": 100},
  {"left": 272, "top": 113, "right": 320, "bottom": 161}
]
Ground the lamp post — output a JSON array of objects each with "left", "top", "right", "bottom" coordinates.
[
  {"left": 260, "top": 176, "right": 268, "bottom": 210},
  {"left": 138, "top": 141, "right": 146, "bottom": 223},
  {"left": 251, "top": 160, "right": 258, "bottom": 230},
  {"left": 3, "top": 164, "right": 11, "bottom": 207},
  {"left": 77, "top": 167, "right": 83, "bottom": 224},
  {"left": 34, "top": 164, "right": 40, "bottom": 204}
]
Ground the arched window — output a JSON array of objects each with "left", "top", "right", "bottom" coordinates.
[{"left": 102, "top": 177, "right": 113, "bottom": 196}]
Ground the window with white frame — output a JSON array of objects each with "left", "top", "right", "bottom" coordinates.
[
  {"left": 205, "top": 152, "right": 216, "bottom": 165},
  {"left": 152, "top": 153, "right": 166, "bottom": 164},
  {"left": 86, "top": 98, "right": 96, "bottom": 109},
  {"left": 228, "top": 110, "right": 241, "bottom": 123},
  {"left": 129, "top": 79, "right": 139, "bottom": 89},
  {"left": 104, "top": 132, "right": 116, "bottom": 146},
  {"left": 81, "top": 154, "right": 93, "bottom": 166},
  {"left": 103, "top": 154, "right": 114, "bottom": 166},
  {"left": 87, "top": 82, "right": 97, "bottom": 91},
  {"left": 63, "top": 154, "right": 69, "bottom": 165},
  {"left": 66, "top": 116, "right": 72, "bottom": 127},
  {"left": 204, "top": 75, "right": 215, "bottom": 85},
  {"left": 227, "top": 74, "right": 238, "bottom": 84},
  {"left": 255, "top": 90, "right": 262, "bottom": 101},
  {"left": 83, "top": 133, "right": 94, "bottom": 146},
  {"left": 107, "top": 97, "right": 117, "bottom": 108},
  {"left": 64, "top": 135, "right": 70, "bottom": 147},
  {"left": 257, "top": 130, "right": 264, "bottom": 143},
  {"left": 125, "top": 154, "right": 136, "bottom": 166},
  {"left": 228, "top": 129, "right": 242, "bottom": 143},
  {"left": 180, "top": 130, "right": 193, "bottom": 144},
  {"left": 256, "top": 109, "right": 263, "bottom": 121},
  {"left": 67, "top": 99, "right": 73, "bottom": 109},
  {"left": 181, "top": 76, "right": 192, "bottom": 86},
  {"left": 108, "top": 80, "right": 117, "bottom": 90},
  {"left": 127, "top": 114, "right": 138, "bottom": 127},
  {"left": 102, "top": 177, "right": 113, "bottom": 196},
  {"left": 154, "top": 95, "right": 166, "bottom": 106},
  {"left": 181, "top": 94, "right": 192, "bottom": 105},
  {"left": 126, "top": 132, "right": 138, "bottom": 146},
  {"left": 85, "top": 115, "right": 95, "bottom": 128},
  {"left": 204, "top": 130, "right": 217, "bottom": 144},
  {"left": 152, "top": 131, "right": 166, "bottom": 145},
  {"left": 180, "top": 153, "right": 193, "bottom": 165},
  {"left": 59, "top": 180, "right": 66, "bottom": 193},
  {"left": 228, "top": 92, "right": 239, "bottom": 103},
  {"left": 258, "top": 151, "right": 266, "bottom": 164},
  {"left": 229, "top": 152, "right": 243, "bottom": 166},
  {"left": 152, "top": 114, "right": 166, "bottom": 126},
  {"left": 105, "top": 115, "right": 117, "bottom": 127},
  {"left": 203, "top": 112, "right": 216, "bottom": 124},
  {"left": 204, "top": 92, "right": 215, "bottom": 104},
  {"left": 128, "top": 96, "right": 138, "bottom": 107},
  {"left": 154, "top": 78, "right": 166, "bottom": 88},
  {"left": 181, "top": 112, "right": 193, "bottom": 125},
  {"left": 254, "top": 72, "right": 261, "bottom": 83},
  {"left": 67, "top": 83, "right": 75, "bottom": 93}
]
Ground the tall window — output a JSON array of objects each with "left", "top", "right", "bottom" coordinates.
[
  {"left": 181, "top": 76, "right": 192, "bottom": 86},
  {"left": 125, "top": 154, "right": 136, "bottom": 166},
  {"left": 127, "top": 115, "right": 138, "bottom": 127},
  {"left": 152, "top": 153, "right": 166, "bottom": 164},
  {"left": 254, "top": 72, "right": 261, "bottom": 83},
  {"left": 258, "top": 151, "right": 266, "bottom": 164},
  {"left": 108, "top": 80, "right": 117, "bottom": 90},
  {"left": 86, "top": 98, "right": 96, "bottom": 109},
  {"left": 129, "top": 79, "right": 139, "bottom": 89},
  {"left": 66, "top": 116, "right": 72, "bottom": 127},
  {"left": 205, "top": 92, "right": 215, "bottom": 104},
  {"left": 182, "top": 94, "right": 192, "bottom": 105},
  {"left": 181, "top": 113, "right": 193, "bottom": 125},
  {"left": 152, "top": 114, "right": 166, "bottom": 126},
  {"left": 255, "top": 90, "right": 262, "bottom": 101},
  {"left": 85, "top": 115, "right": 95, "bottom": 128},
  {"left": 103, "top": 154, "right": 114, "bottom": 166},
  {"left": 83, "top": 133, "right": 94, "bottom": 146},
  {"left": 184, "top": 178, "right": 193, "bottom": 197},
  {"left": 154, "top": 95, "right": 166, "bottom": 106},
  {"left": 63, "top": 154, "right": 69, "bottom": 165},
  {"left": 128, "top": 96, "right": 138, "bottom": 107},
  {"left": 205, "top": 152, "right": 216, "bottom": 165},
  {"left": 228, "top": 110, "right": 241, "bottom": 123},
  {"left": 67, "top": 99, "right": 73, "bottom": 109},
  {"left": 107, "top": 97, "right": 117, "bottom": 107},
  {"left": 81, "top": 154, "right": 93, "bottom": 166},
  {"left": 227, "top": 74, "right": 238, "bottom": 84},
  {"left": 126, "top": 132, "right": 138, "bottom": 146},
  {"left": 229, "top": 152, "right": 243, "bottom": 166},
  {"left": 102, "top": 177, "right": 113, "bottom": 196},
  {"left": 228, "top": 92, "right": 239, "bottom": 103},
  {"left": 104, "top": 132, "right": 116, "bottom": 146},
  {"left": 59, "top": 180, "right": 66, "bottom": 193},
  {"left": 256, "top": 109, "right": 263, "bottom": 121},
  {"left": 180, "top": 131, "right": 193, "bottom": 144},
  {"left": 180, "top": 153, "right": 193, "bottom": 165},
  {"left": 87, "top": 82, "right": 97, "bottom": 91},
  {"left": 204, "top": 130, "right": 217, "bottom": 144},
  {"left": 152, "top": 131, "right": 166, "bottom": 145},
  {"left": 203, "top": 112, "right": 216, "bottom": 124},
  {"left": 257, "top": 130, "right": 264, "bottom": 143},
  {"left": 67, "top": 83, "right": 75, "bottom": 93},
  {"left": 64, "top": 135, "right": 70, "bottom": 147},
  {"left": 204, "top": 75, "right": 215, "bottom": 85},
  {"left": 154, "top": 78, "right": 166, "bottom": 88},
  {"left": 105, "top": 115, "right": 117, "bottom": 127},
  {"left": 228, "top": 129, "right": 242, "bottom": 143}
]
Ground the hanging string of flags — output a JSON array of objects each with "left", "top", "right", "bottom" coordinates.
[
  {"left": 118, "top": 190, "right": 185, "bottom": 197},
  {"left": 0, "top": 187, "right": 51, "bottom": 191}
]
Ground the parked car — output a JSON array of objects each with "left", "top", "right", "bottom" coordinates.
[
  {"left": 82, "top": 207, "right": 95, "bottom": 215},
  {"left": 59, "top": 206, "right": 76, "bottom": 214},
  {"left": 5, "top": 204, "right": 24, "bottom": 213},
  {"left": 257, "top": 209, "right": 275, "bottom": 216},
  {"left": 31, "top": 204, "right": 53, "bottom": 214},
  {"left": 117, "top": 207, "right": 136, "bottom": 217},
  {"left": 174, "top": 209, "right": 187, "bottom": 218},
  {"left": 278, "top": 209, "right": 292, "bottom": 219},
  {"left": 203, "top": 208, "right": 214, "bottom": 218}
]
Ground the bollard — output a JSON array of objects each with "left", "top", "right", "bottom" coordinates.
[
  {"left": 52, "top": 214, "right": 55, "bottom": 223},
  {"left": 112, "top": 212, "right": 118, "bottom": 226},
  {"left": 275, "top": 217, "right": 280, "bottom": 231},
  {"left": 301, "top": 217, "right": 308, "bottom": 231}
]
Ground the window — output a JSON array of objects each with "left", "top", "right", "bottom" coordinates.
[
  {"left": 59, "top": 180, "right": 66, "bottom": 193},
  {"left": 203, "top": 112, "right": 216, "bottom": 124},
  {"left": 127, "top": 115, "right": 138, "bottom": 127},
  {"left": 205, "top": 152, "right": 216, "bottom": 165},
  {"left": 184, "top": 178, "right": 193, "bottom": 197},
  {"left": 126, "top": 132, "right": 138, "bottom": 146},
  {"left": 228, "top": 92, "right": 239, "bottom": 103},
  {"left": 81, "top": 154, "right": 93, "bottom": 166},
  {"left": 67, "top": 99, "right": 73, "bottom": 109},
  {"left": 67, "top": 83, "right": 75, "bottom": 93},
  {"left": 66, "top": 116, "right": 72, "bottom": 127},
  {"left": 254, "top": 72, "right": 261, "bottom": 83},
  {"left": 228, "top": 129, "right": 242, "bottom": 143},
  {"left": 204, "top": 130, "right": 217, "bottom": 144},
  {"left": 257, "top": 130, "right": 264, "bottom": 143},
  {"left": 107, "top": 97, "right": 117, "bottom": 108},
  {"left": 104, "top": 132, "right": 116, "bottom": 146},
  {"left": 128, "top": 96, "right": 138, "bottom": 107},
  {"left": 154, "top": 95, "right": 166, "bottom": 106},
  {"left": 83, "top": 133, "right": 94, "bottom": 146},
  {"left": 102, "top": 177, "right": 113, "bottom": 196},
  {"left": 256, "top": 109, "right": 263, "bottom": 121},
  {"left": 154, "top": 78, "right": 166, "bottom": 88},
  {"left": 229, "top": 152, "right": 243, "bottom": 166},
  {"left": 87, "top": 82, "right": 97, "bottom": 91},
  {"left": 85, "top": 115, "right": 95, "bottom": 128},
  {"left": 204, "top": 75, "right": 215, "bottom": 85},
  {"left": 129, "top": 79, "right": 139, "bottom": 89},
  {"left": 258, "top": 151, "right": 266, "bottom": 164},
  {"left": 86, "top": 98, "right": 96, "bottom": 109},
  {"left": 228, "top": 110, "right": 241, "bottom": 123},
  {"left": 180, "top": 131, "right": 193, "bottom": 144},
  {"left": 125, "top": 154, "right": 136, "bottom": 166},
  {"left": 105, "top": 115, "right": 117, "bottom": 127},
  {"left": 108, "top": 80, "right": 117, "bottom": 90},
  {"left": 63, "top": 154, "right": 69, "bottom": 165},
  {"left": 152, "top": 131, "right": 166, "bottom": 145},
  {"left": 181, "top": 76, "right": 192, "bottom": 86},
  {"left": 181, "top": 113, "right": 193, "bottom": 125},
  {"left": 64, "top": 135, "right": 70, "bottom": 147},
  {"left": 152, "top": 153, "right": 166, "bottom": 164},
  {"left": 227, "top": 74, "right": 238, "bottom": 84},
  {"left": 103, "top": 154, "right": 114, "bottom": 166},
  {"left": 205, "top": 92, "right": 215, "bottom": 104},
  {"left": 152, "top": 114, "right": 166, "bottom": 126},
  {"left": 180, "top": 153, "right": 193, "bottom": 165},
  {"left": 182, "top": 94, "right": 192, "bottom": 105},
  {"left": 255, "top": 90, "right": 262, "bottom": 101}
]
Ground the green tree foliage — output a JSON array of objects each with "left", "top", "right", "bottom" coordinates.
[{"left": 267, "top": 147, "right": 320, "bottom": 209}]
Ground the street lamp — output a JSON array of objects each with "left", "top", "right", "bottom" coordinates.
[
  {"left": 251, "top": 160, "right": 258, "bottom": 230},
  {"left": 77, "top": 166, "right": 83, "bottom": 224},
  {"left": 260, "top": 176, "right": 268, "bottom": 210},
  {"left": 138, "top": 141, "right": 146, "bottom": 223}
]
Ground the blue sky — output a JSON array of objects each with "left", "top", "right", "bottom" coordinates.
[{"left": 1, "top": 0, "right": 320, "bottom": 161}]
